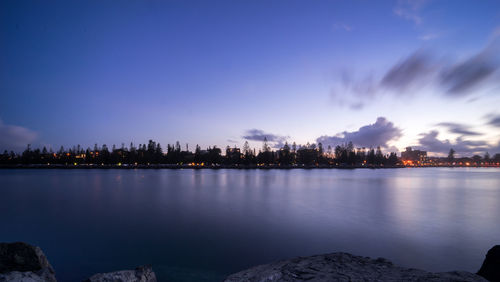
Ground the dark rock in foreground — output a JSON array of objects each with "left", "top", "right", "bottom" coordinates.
[
  {"left": 477, "top": 245, "right": 500, "bottom": 282},
  {"left": 0, "top": 242, "right": 56, "bottom": 282},
  {"left": 0, "top": 242, "right": 156, "bottom": 282},
  {"left": 84, "top": 266, "right": 157, "bottom": 282},
  {"left": 225, "top": 252, "right": 487, "bottom": 282}
]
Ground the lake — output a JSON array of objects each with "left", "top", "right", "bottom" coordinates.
[{"left": 1, "top": 168, "right": 499, "bottom": 281}]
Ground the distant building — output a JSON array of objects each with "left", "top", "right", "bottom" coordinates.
[{"left": 401, "top": 147, "right": 427, "bottom": 165}]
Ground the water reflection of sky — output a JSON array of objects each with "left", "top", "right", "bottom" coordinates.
[{"left": 1, "top": 168, "right": 499, "bottom": 282}]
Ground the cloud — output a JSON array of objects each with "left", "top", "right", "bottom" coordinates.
[
  {"left": 380, "top": 51, "right": 436, "bottom": 91},
  {"left": 393, "top": 8, "right": 422, "bottom": 25},
  {"left": 316, "top": 117, "right": 402, "bottom": 148},
  {"left": 436, "top": 122, "right": 482, "bottom": 136},
  {"left": 333, "top": 23, "right": 353, "bottom": 32},
  {"left": 487, "top": 114, "right": 500, "bottom": 127},
  {"left": 242, "top": 129, "right": 288, "bottom": 148},
  {"left": 332, "top": 51, "right": 436, "bottom": 109},
  {"left": 330, "top": 71, "right": 378, "bottom": 110},
  {"left": 393, "top": 0, "right": 427, "bottom": 25},
  {"left": 440, "top": 43, "right": 499, "bottom": 95},
  {"left": 418, "top": 115, "right": 500, "bottom": 155},
  {"left": 330, "top": 29, "right": 500, "bottom": 108},
  {"left": 417, "top": 131, "right": 452, "bottom": 153},
  {"left": 242, "top": 129, "right": 284, "bottom": 142},
  {"left": 226, "top": 139, "right": 239, "bottom": 143},
  {"left": 0, "top": 119, "right": 38, "bottom": 152},
  {"left": 418, "top": 33, "right": 439, "bottom": 41},
  {"left": 417, "top": 130, "right": 494, "bottom": 155}
]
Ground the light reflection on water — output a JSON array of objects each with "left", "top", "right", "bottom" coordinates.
[{"left": 1, "top": 168, "right": 499, "bottom": 282}]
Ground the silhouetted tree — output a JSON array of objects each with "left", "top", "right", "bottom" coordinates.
[
  {"left": 386, "top": 152, "right": 399, "bottom": 165},
  {"left": 484, "top": 152, "right": 490, "bottom": 163},
  {"left": 493, "top": 154, "right": 500, "bottom": 162},
  {"left": 367, "top": 147, "right": 375, "bottom": 165},
  {"left": 278, "top": 142, "right": 292, "bottom": 165},
  {"left": 375, "top": 146, "right": 384, "bottom": 165},
  {"left": 448, "top": 148, "right": 455, "bottom": 163}
]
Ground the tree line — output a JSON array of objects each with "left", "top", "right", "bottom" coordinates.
[
  {"left": 0, "top": 139, "right": 400, "bottom": 167},
  {"left": 446, "top": 148, "right": 500, "bottom": 164}
]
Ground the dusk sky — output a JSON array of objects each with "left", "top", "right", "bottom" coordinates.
[{"left": 1, "top": 0, "right": 500, "bottom": 156}]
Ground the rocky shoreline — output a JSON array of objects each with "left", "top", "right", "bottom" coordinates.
[
  {"left": 225, "top": 252, "right": 490, "bottom": 282},
  {"left": 1, "top": 242, "right": 498, "bottom": 281}
]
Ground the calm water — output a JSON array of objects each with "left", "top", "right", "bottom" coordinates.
[{"left": 1, "top": 168, "right": 499, "bottom": 281}]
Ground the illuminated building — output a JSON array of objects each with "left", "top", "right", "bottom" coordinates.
[{"left": 401, "top": 147, "right": 427, "bottom": 165}]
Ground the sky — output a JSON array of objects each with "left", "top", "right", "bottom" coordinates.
[{"left": 1, "top": 0, "right": 500, "bottom": 156}]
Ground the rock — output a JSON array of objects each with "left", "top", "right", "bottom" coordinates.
[
  {"left": 84, "top": 265, "right": 157, "bottom": 282},
  {"left": 0, "top": 269, "right": 56, "bottom": 282},
  {"left": 0, "top": 242, "right": 56, "bottom": 282},
  {"left": 224, "top": 252, "right": 487, "bottom": 282},
  {"left": 477, "top": 245, "right": 500, "bottom": 281}
]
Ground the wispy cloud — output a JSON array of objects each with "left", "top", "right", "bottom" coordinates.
[
  {"left": 330, "top": 71, "right": 377, "bottom": 109},
  {"left": 333, "top": 23, "right": 353, "bottom": 32},
  {"left": 417, "top": 130, "right": 495, "bottom": 155},
  {"left": 440, "top": 41, "right": 500, "bottom": 95},
  {"left": 380, "top": 50, "right": 436, "bottom": 91},
  {"left": 316, "top": 117, "right": 402, "bottom": 148},
  {"left": 436, "top": 122, "right": 482, "bottom": 136},
  {"left": 418, "top": 33, "right": 439, "bottom": 41},
  {"left": 393, "top": 8, "right": 422, "bottom": 25},
  {"left": 486, "top": 114, "right": 500, "bottom": 127},
  {"left": 419, "top": 116, "right": 500, "bottom": 155},
  {"left": 393, "top": 0, "right": 427, "bottom": 25},
  {"left": 330, "top": 29, "right": 500, "bottom": 109},
  {"left": 242, "top": 129, "right": 289, "bottom": 148},
  {"left": 0, "top": 119, "right": 38, "bottom": 152}
]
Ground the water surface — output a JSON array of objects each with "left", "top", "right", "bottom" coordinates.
[{"left": 1, "top": 168, "right": 499, "bottom": 281}]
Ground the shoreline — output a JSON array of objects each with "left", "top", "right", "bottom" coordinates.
[{"left": 1, "top": 164, "right": 498, "bottom": 169}]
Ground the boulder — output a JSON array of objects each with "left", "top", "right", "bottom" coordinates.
[
  {"left": 225, "top": 252, "right": 487, "bottom": 282},
  {"left": 0, "top": 242, "right": 56, "bottom": 282},
  {"left": 84, "top": 265, "right": 157, "bottom": 282},
  {"left": 477, "top": 245, "right": 500, "bottom": 281}
]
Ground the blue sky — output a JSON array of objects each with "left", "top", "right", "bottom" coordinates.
[{"left": 1, "top": 0, "right": 500, "bottom": 156}]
